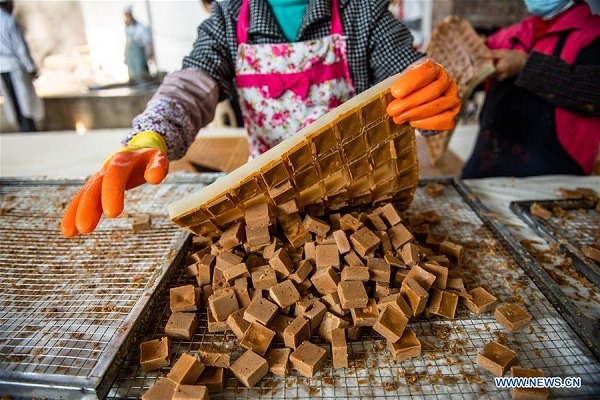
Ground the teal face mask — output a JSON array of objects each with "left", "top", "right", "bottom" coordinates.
[{"left": 524, "top": 0, "right": 573, "bottom": 19}]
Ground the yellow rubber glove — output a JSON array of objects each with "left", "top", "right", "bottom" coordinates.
[{"left": 61, "top": 131, "right": 169, "bottom": 237}]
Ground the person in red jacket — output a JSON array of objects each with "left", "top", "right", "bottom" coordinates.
[{"left": 462, "top": 0, "right": 600, "bottom": 178}]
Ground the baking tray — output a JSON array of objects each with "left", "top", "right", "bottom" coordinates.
[
  {"left": 0, "top": 174, "right": 220, "bottom": 399},
  {"left": 510, "top": 198, "right": 599, "bottom": 288},
  {"left": 108, "top": 177, "right": 600, "bottom": 399}
]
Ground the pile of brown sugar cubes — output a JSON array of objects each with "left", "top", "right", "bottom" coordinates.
[{"left": 140, "top": 198, "right": 534, "bottom": 399}]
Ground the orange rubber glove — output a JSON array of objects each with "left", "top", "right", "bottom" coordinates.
[
  {"left": 61, "top": 131, "right": 169, "bottom": 238},
  {"left": 387, "top": 60, "right": 460, "bottom": 131}
]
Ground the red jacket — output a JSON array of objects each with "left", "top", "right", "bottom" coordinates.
[{"left": 487, "top": 3, "right": 600, "bottom": 174}]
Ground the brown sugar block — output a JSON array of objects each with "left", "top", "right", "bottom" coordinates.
[
  {"left": 332, "top": 230, "right": 352, "bottom": 254},
  {"left": 216, "top": 251, "right": 243, "bottom": 269},
  {"left": 251, "top": 265, "right": 278, "bottom": 290},
  {"left": 244, "top": 297, "right": 278, "bottom": 326},
  {"left": 373, "top": 281, "right": 397, "bottom": 299},
  {"left": 404, "top": 265, "right": 436, "bottom": 291},
  {"left": 223, "top": 262, "right": 249, "bottom": 283},
  {"left": 132, "top": 213, "right": 151, "bottom": 233},
  {"left": 337, "top": 280, "right": 369, "bottom": 309},
  {"left": 477, "top": 341, "right": 517, "bottom": 377},
  {"left": 341, "top": 266, "right": 370, "bottom": 282},
  {"left": 446, "top": 277, "right": 465, "bottom": 292},
  {"left": 344, "top": 250, "right": 365, "bottom": 266},
  {"left": 400, "top": 279, "right": 429, "bottom": 316},
  {"left": 400, "top": 243, "right": 420, "bottom": 267},
  {"left": 495, "top": 303, "right": 532, "bottom": 333},
  {"left": 367, "top": 213, "right": 388, "bottom": 231},
  {"left": 425, "top": 232, "right": 447, "bottom": 251},
  {"left": 167, "top": 353, "right": 205, "bottom": 384},
  {"left": 385, "top": 253, "right": 405, "bottom": 268},
  {"left": 463, "top": 287, "right": 498, "bottom": 314},
  {"left": 294, "top": 295, "right": 320, "bottom": 316},
  {"left": 439, "top": 241, "right": 463, "bottom": 265},
  {"left": 393, "top": 270, "right": 409, "bottom": 288},
  {"left": 423, "top": 182, "right": 445, "bottom": 197},
  {"left": 331, "top": 328, "right": 348, "bottom": 369},
  {"left": 319, "top": 311, "right": 350, "bottom": 341},
  {"left": 340, "top": 213, "right": 364, "bottom": 231},
  {"left": 304, "top": 241, "right": 316, "bottom": 264},
  {"left": 350, "top": 227, "right": 381, "bottom": 257},
  {"left": 510, "top": 366, "right": 549, "bottom": 400},
  {"left": 208, "top": 288, "right": 239, "bottom": 322},
  {"left": 290, "top": 259, "right": 313, "bottom": 283},
  {"left": 290, "top": 341, "right": 327, "bottom": 377},
  {"left": 310, "top": 267, "right": 340, "bottom": 295},
  {"left": 581, "top": 246, "right": 600, "bottom": 262},
  {"left": 530, "top": 202, "right": 552, "bottom": 220},
  {"left": 140, "top": 337, "right": 170, "bottom": 371},
  {"left": 199, "top": 348, "right": 230, "bottom": 368},
  {"left": 426, "top": 289, "right": 459, "bottom": 319},
  {"left": 268, "top": 248, "right": 295, "bottom": 277},
  {"left": 240, "top": 322, "right": 276, "bottom": 355},
  {"left": 170, "top": 285, "right": 198, "bottom": 313},
  {"left": 388, "top": 223, "right": 413, "bottom": 250},
  {"left": 380, "top": 203, "right": 402, "bottom": 226},
  {"left": 421, "top": 210, "right": 441, "bottom": 224},
  {"left": 266, "top": 348, "right": 291, "bottom": 375},
  {"left": 198, "top": 366, "right": 226, "bottom": 393},
  {"left": 283, "top": 315, "right": 311, "bottom": 349},
  {"left": 269, "top": 280, "right": 301, "bottom": 308},
  {"left": 315, "top": 244, "right": 340, "bottom": 268},
  {"left": 268, "top": 314, "right": 295, "bottom": 341},
  {"left": 377, "top": 293, "right": 412, "bottom": 318},
  {"left": 141, "top": 377, "right": 176, "bottom": 400},
  {"left": 231, "top": 350, "right": 269, "bottom": 388},
  {"left": 373, "top": 304, "right": 408, "bottom": 343},
  {"left": 367, "top": 257, "right": 391, "bottom": 283},
  {"left": 347, "top": 324, "right": 363, "bottom": 340},
  {"left": 219, "top": 222, "right": 245, "bottom": 249},
  {"left": 196, "top": 254, "right": 215, "bottom": 286},
  {"left": 321, "top": 291, "right": 348, "bottom": 317},
  {"left": 388, "top": 328, "right": 421, "bottom": 361},
  {"left": 303, "top": 300, "right": 328, "bottom": 334},
  {"left": 421, "top": 262, "right": 448, "bottom": 290},
  {"left": 207, "top": 309, "right": 231, "bottom": 333},
  {"left": 246, "top": 225, "right": 271, "bottom": 248},
  {"left": 245, "top": 203, "right": 272, "bottom": 228},
  {"left": 350, "top": 298, "right": 379, "bottom": 327},
  {"left": 166, "top": 313, "right": 198, "bottom": 340},
  {"left": 172, "top": 385, "right": 209, "bottom": 400},
  {"left": 303, "top": 215, "right": 330, "bottom": 237}
]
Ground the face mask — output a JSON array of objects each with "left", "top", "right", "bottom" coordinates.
[{"left": 524, "top": 0, "right": 573, "bottom": 19}]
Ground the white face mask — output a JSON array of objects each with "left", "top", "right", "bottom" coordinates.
[{"left": 524, "top": 0, "right": 574, "bottom": 19}]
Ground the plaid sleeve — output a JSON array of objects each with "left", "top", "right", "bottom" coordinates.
[
  {"left": 182, "top": 2, "right": 236, "bottom": 102},
  {"left": 515, "top": 49, "right": 600, "bottom": 117}
]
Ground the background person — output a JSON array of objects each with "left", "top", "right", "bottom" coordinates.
[{"left": 124, "top": 5, "right": 154, "bottom": 82}]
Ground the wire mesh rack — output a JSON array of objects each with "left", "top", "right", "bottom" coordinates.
[
  {"left": 108, "top": 178, "right": 600, "bottom": 399},
  {"left": 0, "top": 174, "right": 220, "bottom": 399}
]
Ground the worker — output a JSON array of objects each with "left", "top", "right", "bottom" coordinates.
[
  {"left": 462, "top": 0, "right": 600, "bottom": 178},
  {"left": 61, "top": 0, "right": 460, "bottom": 238},
  {"left": 0, "top": 0, "right": 43, "bottom": 132},
  {"left": 124, "top": 5, "right": 154, "bottom": 82}
]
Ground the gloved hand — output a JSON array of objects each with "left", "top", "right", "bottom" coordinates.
[
  {"left": 61, "top": 131, "right": 169, "bottom": 238},
  {"left": 387, "top": 59, "right": 460, "bottom": 131}
]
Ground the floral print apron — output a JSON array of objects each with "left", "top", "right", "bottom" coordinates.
[{"left": 235, "top": 0, "right": 356, "bottom": 157}]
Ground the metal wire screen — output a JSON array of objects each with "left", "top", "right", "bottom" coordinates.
[
  {"left": 108, "top": 180, "right": 600, "bottom": 399},
  {"left": 0, "top": 175, "right": 216, "bottom": 399}
]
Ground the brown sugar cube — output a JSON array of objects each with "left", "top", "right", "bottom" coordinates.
[
  {"left": 244, "top": 297, "right": 278, "bottom": 326},
  {"left": 223, "top": 263, "right": 249, "bottom": 283},
  {"left": 262, "top": 240, "right": 282, "bottom": 260},
  {"left": 421, "top": 262, "right": 448, "bottom": 290},
  {"left": 347, "top": 324, "right": 363, "bottom": 340},
  {"left": 423, "top": 182, "right": 445, "bottom": 197},
  {"left": 510, "top": 366, "right": 549, "bottom": 400},
  {"left": 477, "top": 341, "right": 517, "bottom": 377},
  {"left": 283, "top": 315, "right": 311, "bottom": 349},
  {"left": 341, "top": 266, "right": 370, "bottom": 282},
  {"left": 268, "top": 248, "right": 295, "bottom": 277},
  {"left": 282, "top": 219, "right": 312, "bottom": 248},
  {"left": 226, "top": 307, "right": 250, "bottom": 339},
  {"left": 403, "top": 265, "right": 436, "bottom": 291},
  {"left": 385, "top": 253, "right": 405, "bottom": 268},
  {"left": 207, "top": 309, "right": 231, "bottom": 333},
  {"left": 219, "top": 222, "right": 245, "bottom": 249},
  {"left": 331, "top": 328, "right": 348, "bottom": 368},
  {"left": 268, "top": 314, "right": 294, "bottom": 341},
  {"left": 463, "top": 287, "right": 498, "bottom": 314},
  {"left": 240, "top": 322, "right": 276, "bottom": 355},
  {"left": 319, "top": 311, "right": 349, "bottom": 341},
  {"left": 439, "top": 241, "right": 463, "bottom": 265},
  {"left": 140, "top": 337, "right": 170, "bottom": 371},
  {"left": 378, "top": 231, "right": 393, "bottom": 253},
  {"left": 185, "top": 262, "right": 199, "bottom": 277},
  {"left": 245, "top": 203, "right": 272, "bottom": 228},
  {"left": 170, "top": 285, "right": 198, "bottom": 313},
  {"left": 495, "top": 303, "right": 532, "bottom": 333},
  {"left": 172, "top": 385, "right": 209, "bottom": 400},
  {"left": 400, "top": 243, "right": 420, "bottom": 267},
  {"left": 166, "top": 313, "right": 198, "bottom": 340},
  {"left": 233, "top": 278, "right": 251, "bottom": 308},
  {"left": 337, "top": 281, "right": 368, "bottom": 309},
  {"left": 304, "top": 241, "right": 316, "bottom": 264},
  {"left": 321, "top": 291, "right": 348, "bottom": 317},
  {"left": 132, "top": 213, "right": 151, "bottom": 233},
  {"left": 380, "top": 203, "right": 402, "bottom": 226},
  {"left": 377, "top": 293, "right": 412, "bottom": 318},
  {"left": 421, "top": 210, "right": 442, "bottom": 224},
  {"left": 401, "top": 279, "right": 429, "bottom": 316},
  {"left": 428, "top": 254, "right": 449, "bottom": 268},
  {"left": 344, "top": 250, "right": 365, "bottom": 266},
  {"left": 216, "top": 251, "right": 243, "bottom": 269},
  {"left": 196, "top": 254, "right": 215, "bottom": 286},
  {"left": 340, "top": 213, "right": 364, "bottom": 231},
  {"left": 251, "top": 265, "right": 278, "bottom": 290},
  {"left": 315, "top": 244, "right": 340, "bottom": 268},
  {"left": 581, "top": 246, "right": 600, "bottom": 262},
  {"left": 373, "top": 281, "right": 397, "bottom": 299},
  {"left": 246, "top": 225, "right": 271, "bottom": 248},
  {"left": 333, "top": 230, "right": 352, "bottom": 254},
  {"left": 350, "top": 227, "right": 381, "bottom": 257},
  {"left": 199, "top": 348, "right": 230, "bottom": 368},
  {"left": 367, "top": 213, "right": 388, "bottom": 231},
  {"left": 290, "top": 341, "right": 327, "bottom": 377},
  {"left": 412, "top": 224, "right": 431, "bottom": 241},
  {"left": 530, "top": 202, "right": 552, "bottom": 220},
  {"left": 394, "top": 270, "right": 408, "bottom": 288},
  {"left": 269, "top": 280, "right": 301, "bottom": 308},
  {"left": 388, "top": 328, "right": 421, "bottom": 361},
  {"left": 167, "top": 353, "right": 205, "bottom": 384},
  {"left": 425, "top": 232, "right": 448, "bottom": 251},
  {"left": 294, "top": 295, "right": 319, "bottom": 316},
  {"left": 142, "top": 377, "right": 176, "bottom": 400},
  {"left": 230, "top": 350, "right": 269, "bottom": 388},
  {"left": 198, "top": 366, "right": 225, "bottom": 393},
  {"left": 266, "top": 348, "right": 291, "bottom": 376},
  {"left": 208, "top": 288, "right": 239, "bottom": 322},
  {"left": 350, "top": 298, "right": 379, "bottom": 327},
  {"left": 303, "top": 215, "right": 330, "bottom": 237},
  {"left": 426, "top": 289, "right": 459, "bottom": 319},
  {"left": 290, "top": 259, "right": 313, "bottom": 283},
  {"left": 310, "top": 267, "right": 340, "bottom": 295},
  {"left": 303, "top": 300, "right": 327, "bottom": 334},
  {"left": 367, "top": 257, "right": 391, "bottom": 283},
  {"left": 388, "top": 223, "right": 413, "bottom": 250},
  {"left": 373, "top": 304, "right": 408, "bottom": 343},
  {"left": 446, "top": 277, "right": 465, "bottom": 292}
]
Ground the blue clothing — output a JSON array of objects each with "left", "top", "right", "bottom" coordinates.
[{"left": 268, "top": 0, "right": 309, "bottom": 41}]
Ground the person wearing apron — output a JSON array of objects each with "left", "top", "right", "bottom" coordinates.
[{"left": 62, "top": 0, "right": 459, "bottom": 237}]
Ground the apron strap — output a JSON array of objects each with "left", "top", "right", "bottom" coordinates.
[{"left": 330, "top": 0, "right": 343, "bottom": 36}]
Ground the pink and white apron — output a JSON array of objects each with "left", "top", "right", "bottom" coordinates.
[{"left": 235, "top": 0, "right": 356, "bottom": 157}]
